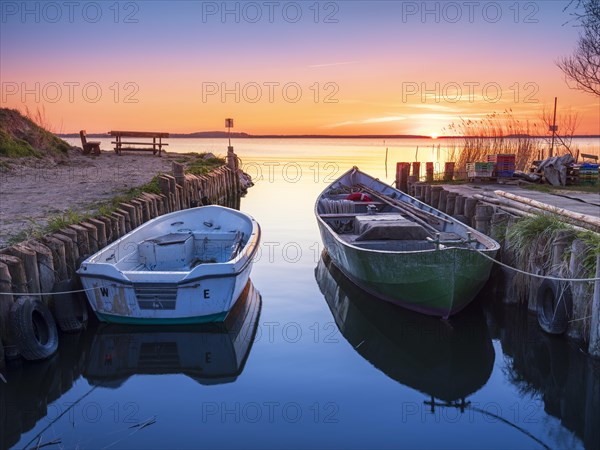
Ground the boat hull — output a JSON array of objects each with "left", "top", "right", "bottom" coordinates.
[
  {"left": 77, "top": 205, "right": 260, "bottom": 324},
  {"left": 315, "top": 167, "right": 499, "bottom": 317},
  {"left": 318, "top": 222, "right": 492, "bottom": 316}
]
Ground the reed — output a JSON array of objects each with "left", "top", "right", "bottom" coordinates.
[{"left": 443, "top": 110, "right": 556, "bottom": 178}]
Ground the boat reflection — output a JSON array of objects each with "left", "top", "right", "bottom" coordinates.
[
  {"left": 84, "top": 280, "right": 261, "bottom": 387},
  {"left": 316, "top": 252, "right": 495, "bottom": 402},
  {"left": 0, "top": 281, "right": 260, "bottom": 450}
]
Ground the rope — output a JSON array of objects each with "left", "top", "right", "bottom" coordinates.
[
  {"left": 0, "top": 286, "right": 99, "bottom": 296},
  {"left": 470, "top": 247, "right": 600, "bottom": 282}
]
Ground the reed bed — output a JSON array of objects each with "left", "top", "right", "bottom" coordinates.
[{"left": 443, "top": 110, "right": 571, "bottom": 179}]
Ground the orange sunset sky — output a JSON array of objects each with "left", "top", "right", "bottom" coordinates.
[{"left": 1, "top": 1, "right": 599, "bottom": 136}]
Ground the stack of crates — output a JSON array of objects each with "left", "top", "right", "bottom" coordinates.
[
  {"left": 579, "top": 163, "right": 599, "bottom": 185},
  {"left": 467, "top": 162, "right": 494, "bottom": 179},
  {"left": 487, "top": 154, "right": 516, "bottom": 177}
]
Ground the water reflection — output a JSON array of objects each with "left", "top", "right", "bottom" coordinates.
[
  {"left": 0, "top": 281, "right": 261, "bottom": 450},
  {"left": 486, "top": 302, "right": 600, "bottom": 450},
  {"left": 315, "top": 252, "right": 495, "bottom": 403}
]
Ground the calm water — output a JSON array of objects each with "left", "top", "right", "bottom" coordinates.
[{"left": 3, "top": 139, "right": 600, "bottom": 449}]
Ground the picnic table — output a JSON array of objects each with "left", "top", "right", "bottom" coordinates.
[{"left": 109, "top": 131, "right": 169, "bottom": 156}]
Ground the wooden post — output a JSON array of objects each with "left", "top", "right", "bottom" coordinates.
[
  {"left": 490, "top": 212, "right": 509, "bottom": 243},
  {"left": 68, "top": 224, "right": 90, "bottom": 258},
  {"left": 120, "top": 203, "right": 138, "bottom": 228},
  {"left": 464, "top": 197, "right": 478, "bottom": 227},
  {"left": 588, "top": 255, "right": 600, "bottom": 357},
  {"left": 26, "top": 240, "right": 55, "bottom": 303},
  {"left": 474, "top": 204, "right": 494, "bottom": 235},
  {"left": 413, "top": 184, "right": 423, "bottom": 201},
  {"left": 111, "top": 211, "right": 126, "bottom": 237},
  {"left": 412, "top": 162, "right": 421, "bottom": 180},
  {"left": 97, "top": 216, "right": 114, "bottom": 244},
  {"left": 88, "top": 218, "right": 107, "bottom": 249},
  {"left": 176, "top": 185, "right": 185, "bottom": 209},
  {"left": 425, "top": 162, "right": 434, "bottom": 183},
  {"left": 0, "top": 255, "right": 28, "bottom": 294},
  {"left": 6, "top": 245, "right": 40, "bottom": 295},
  {"left": 80, "top": 221, "right": 99, "bottom": 254},
  {"left": 568, "top": 239, "right": 592, "bottom": 340},
  {"left": 41, "top": 235, "right": 68, "bottom": 281},
  {"left": 430, "top": 186, "right": 443, "bottom": 209},
  {"left": 438, "top": 189, "right": 448, "bottom": 213},
  {"left": 0, "top": 262, "right": 16, "bottom": 360},
  {"left": 114, "top": 208, "right": 132, "bottom": 233},
  {"left": 395, "top": 162, "right": 410, "bottom": 193},
  {"left": 446, "top": 192, "right": 457, "bottom": 215},
  {"left": 158, "top": 175, "right": 172, "bottom": 197},
  {"left": 53, "top": 232, "right": 79, "bottom": 277},
  {"left": 454, "top": 195, "right": 466, "bottom": 217},
  {"left": 502, "top": 215, "right": 520, "bottom": 305},
  {"left": 130, "top": 199, "right": 145, "bottom": 225},
  {"left": 443, "top": 162, "right": 455, "bottom": 181},
  {"left": 424, "top": 185, "right": 432, "bottom": 204},
  {"left": 157, "top": 193, "right": 169, "bottom": 215}
]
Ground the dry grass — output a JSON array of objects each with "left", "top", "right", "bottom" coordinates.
[{"left": 443, "top": 110, "right": 578, "bottom": 179}]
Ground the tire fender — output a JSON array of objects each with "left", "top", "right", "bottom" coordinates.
[
  {"left": 10, "top": 296, "right": 59, "bottom": 361},
  {"left": 536, "top": 278, "right": 572, "bottom": 335}
]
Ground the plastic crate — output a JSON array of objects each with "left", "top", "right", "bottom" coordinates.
[
  {"left": 496, "top": 170, "right": 515, "bottom": 178},
  {"left": 467, "top": 162, "right": 494, "bottom": 172}
]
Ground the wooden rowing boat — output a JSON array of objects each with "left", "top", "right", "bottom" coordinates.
[
  {"left": 315, "top": 167, "right": 499, "bottom": 317},
  {"left": 77, "top": 206, "right": 261, "bottom": 324}
]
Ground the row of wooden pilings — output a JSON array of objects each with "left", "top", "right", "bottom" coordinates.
[
  {"left": 0, "top": 164, "right": 240, "bottom": 364},
  {"left": 408, "top": 181, "right": 598, "bottom": 351}
]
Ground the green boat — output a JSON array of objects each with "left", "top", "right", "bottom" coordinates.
[
  {"left": 315, "top": 253, "right": 495, "bottom": 402},
  {"left": 315, "top": 167, "right": 500, "bottom": 317}
]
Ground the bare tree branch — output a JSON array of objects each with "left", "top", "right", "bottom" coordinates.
[{"left": 557, "top": 0, "right": 600, "bottom": 96}]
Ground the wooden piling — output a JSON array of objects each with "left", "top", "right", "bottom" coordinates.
[
  {"left": 41, "top": 235, "right": 68, "bottom": 281},
  {"left": 0, "top": 262, "right": 16, "bottom": 360},
  {"left": 97, "top": 216, "right": 114, "bottom": 244},
  {"left": 474, "top": 204, "right": 494, "bottom": 235},
  {"left": 425, "top": 162, "right": 434, "bottom": 182},
  {"left": 395, "top": 162, "right": 410, "bottom": 193},
  {"left": 80, "top": 221, "right": 99, "bottom": 254},
  {"left": 424, "top": 185, "right": 432, "bottom": 204},
  {"left": 445, "top": 192, "right": 457, "bottom": 215},
  {"left": 490, "top": 212, "right": 509, "bottom": 243},
  {"left": 589, "top": 254, "right": 600, "bottom": 357},
  {"left": 430, "top": 186, "right": 443, "bottom": 209},
  {"left": 68, "top": 224, "right": 90, "bottom": 258},
  {"left": 464, "top": 198, "right": 478, "bottom": 226},
  {"left": 26, "top": 240, "right": 55, "bottom": 303},
  {"left": 7, "top": 245, "right": 40, "bottom": 296},
  {"left": 114, "top": 208, "right": 132, "bottom": 233},
  {"left": 454, "top": 195, "right": 466, "bottom": 217},
  {"left": 501, "top": 215, "right": 520, "bottom": 305},
  {"left": 443, "top": 162, "right": 455, "bottom": 181},
  {"left": 120, "top": 203, "right": 138, "bottom": 229},
  {"left": 111, "top": 211, "right": 126, "bottom": 238},
  {"left": 88, "top": 218, "right": 107, "bottom": 249},
  {"left": 52, "top": 232, "right": 79, "bottom": 277},
  {"left": 438, "top": 189, "right": 448, "bottom": 213},
  {"left": 568, "top": 239, "right": 591, "bottom": 340},
  {"left": 0, "top": 255, "right": 28, "bottom": 294},
  {"left": 411, "top": 162, "right": 421, "bottom": 181}
]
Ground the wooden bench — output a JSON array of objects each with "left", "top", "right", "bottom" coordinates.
[
  {"left": 80, "top": 130, "right": 101, "bottom": 155},
  {"left": 581, "top": 153, "right": 598, "bottom": 163},
  {"left": 109, "top": 130, "right": 169, "bottom": 156}
]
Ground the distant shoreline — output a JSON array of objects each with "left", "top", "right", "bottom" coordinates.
[{"left": 59, "top": 133, "right": 600, "bottom": 139}]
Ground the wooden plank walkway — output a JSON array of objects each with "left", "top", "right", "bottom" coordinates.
[{"left": 440, "top": 184, "right": 600, "bottom": 218}]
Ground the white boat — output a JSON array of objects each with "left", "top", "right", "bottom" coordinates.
[
  {"left": 77, "top": 205, "right": 261, "bottom": 324},
  {"left": 84, "top": 280, "right": 262, "bottom": 386}
]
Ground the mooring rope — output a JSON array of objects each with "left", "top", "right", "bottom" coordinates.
[
  {"left": 0, "top": 286, "right": 99, "bottom": 296},
  {"left": 470, "top": 247, "right": 600, "bottom": 282}
]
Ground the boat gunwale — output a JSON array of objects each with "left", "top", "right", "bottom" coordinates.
[
  {"left": 77, "top": 205, "right": 262, "bottom": 284},
  {"left": 314, "top": 167, "right": 500, "bottom": 256}
]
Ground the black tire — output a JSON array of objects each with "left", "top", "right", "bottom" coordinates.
[
  {"left": 10, "top": 296, "right": 58, "bottom": 361},
  {"left": 51, "top": 279, "right": 89, "bottom": 333},
  {"left": 536, "top": 279, "right": 572, "bottom": 335}
]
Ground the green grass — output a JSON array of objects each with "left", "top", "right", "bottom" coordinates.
[
  {"left": 0, "top": 130, "right": 43, "bottom": 157},
  {"left": 575, "top": 230, "right": 600, "bottom": 278},
  {"left": 177, "top": 152, "right": 225, "bottom": 176}
]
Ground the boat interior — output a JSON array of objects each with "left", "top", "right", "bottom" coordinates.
[
  {"left": 111, "top": 230, "right": 246, "bottom": 271},
  {"left": 318, "top": 193, "right": 473, "bottom": 252}
]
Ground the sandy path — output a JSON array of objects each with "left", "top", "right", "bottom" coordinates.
[{"left": 0, "top": 151, "right": 179, "bottom": 247}]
